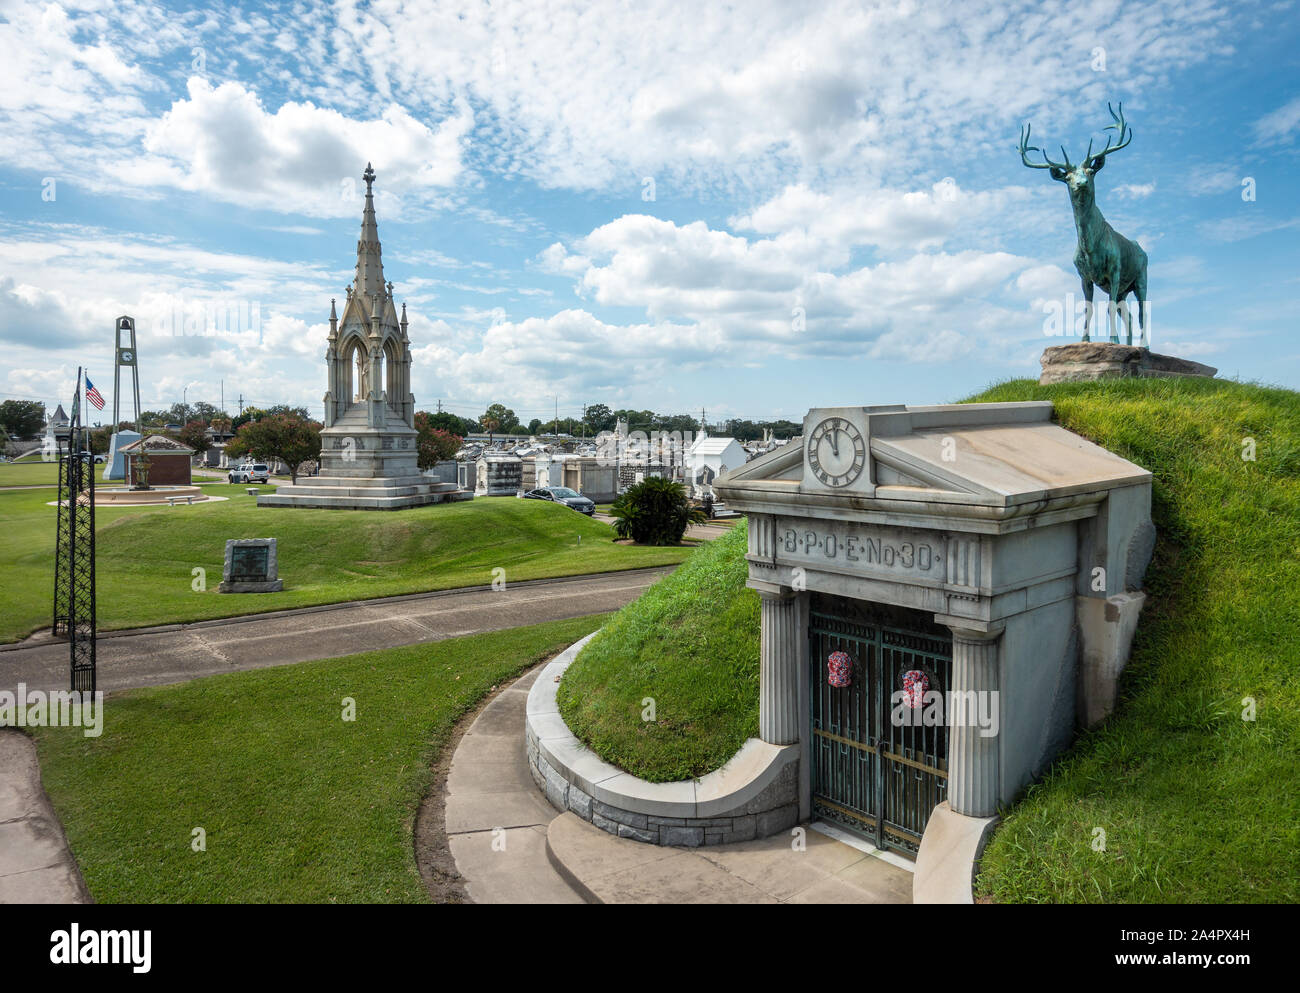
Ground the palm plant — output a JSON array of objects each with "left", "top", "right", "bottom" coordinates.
[{"left": 609, "top": 476, "right": 705, "bottom": 545}]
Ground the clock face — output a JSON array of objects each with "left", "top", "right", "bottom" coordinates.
[
  {"left": 807, "top": 416, "right": 866, "bottom": 487},
  {"left": 120, "top": 350, "right": 134, "bottom": 364}
]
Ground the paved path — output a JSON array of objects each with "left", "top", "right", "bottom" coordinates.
[
  {"left": 443, "top": 665, "right": 585, "bottom": 903},
  {"left": 0, "top": 730, "right": 90, "bottom": 904},
  {"left": 446, "top": 664, "right": 914, "bottom": 904},
  {"left": 0, "top": 567, "right": 674, "bottom": 695}
]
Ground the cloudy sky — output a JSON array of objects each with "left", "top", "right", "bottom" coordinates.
[{"left": 1, "top": 0, "right": 1297, "bottom": 428}]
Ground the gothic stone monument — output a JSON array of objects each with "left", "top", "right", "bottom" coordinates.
[
  {"left": 259, "top": 166, "right": 472, "bottom": 510},
  {"left": 714, "top": 401, "right": 1154, "bottom": 898}
]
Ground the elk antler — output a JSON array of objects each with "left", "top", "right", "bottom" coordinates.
[
  {"left": 1087, "top": 101, "right": 1133, "bottom": 165},
  {"left": 1019, "top": 122, "right": 1071, "bottom": 171}
]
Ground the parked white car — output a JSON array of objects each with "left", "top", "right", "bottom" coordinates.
[{"left": 228, "top": 462, "right": 270, "bottom": 484}]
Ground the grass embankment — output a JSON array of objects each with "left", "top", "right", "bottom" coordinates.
[
  {"left": 557, "top": 521, "right": 759, "bottom": 782},
  {"left": 559, "top": 377, "right": 1300, "bottom": 902},
  {"left": 33, "top": 614, "right": 607, "bottom": 903},
  {"left": 970, "top": 377, "right": 1299, "bottom": 903},
  {"left": 0, "top": 486, "right": 692, "bottom": 642}
]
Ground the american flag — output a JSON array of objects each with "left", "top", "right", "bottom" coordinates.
[{"left": 85, "top": 376, "right": 105, "bottom": 410}]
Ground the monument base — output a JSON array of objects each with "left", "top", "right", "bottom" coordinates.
[
  {"left": 218, "top": 579, "right": 284, "bottom": 593},
  {"left": 104, "top": 429, "right": 141, "bottom": 481},
  {"left": 258, "top": 474, "right": 473, "bottom": 510},
  {"left": 1040, "top": 343, "right": 1217, "bottom": 385},
  {"left": 259, "top": 405, "right": 474, "bottom": 509}
]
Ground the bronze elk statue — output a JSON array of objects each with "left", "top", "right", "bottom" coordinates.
[{"left": 1020, "top": 103, "right": 1148, "bottom": 345}]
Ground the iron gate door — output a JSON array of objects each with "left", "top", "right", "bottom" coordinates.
[{"left": 809, "top": 606, "right": 952, "bottom": 858}]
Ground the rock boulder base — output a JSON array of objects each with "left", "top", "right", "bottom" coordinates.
[{"left": 1040, "top": 343, "right": 1217, "bottom": 385}]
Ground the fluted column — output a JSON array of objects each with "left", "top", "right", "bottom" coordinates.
[
  {"left": 759, "top": 590, "right": 803, "bottom": 745},
  {"left": 946, "top": 626, "right": 1001, "bottom": 818}
]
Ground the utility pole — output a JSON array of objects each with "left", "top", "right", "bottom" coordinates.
[
  {"left": 436, "top": 398, "right": 443, "bottom": 413},
  {"left": 220, "top": 380, "right": 224, "bottom": 414}
]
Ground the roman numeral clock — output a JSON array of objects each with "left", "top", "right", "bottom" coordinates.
[{"left": 802, "top": 406, "right": 870, "bottom": 494}]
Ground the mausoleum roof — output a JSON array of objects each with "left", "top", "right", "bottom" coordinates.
[{"left": 717, "top": 401, "right": 1150, "bottom": 528}]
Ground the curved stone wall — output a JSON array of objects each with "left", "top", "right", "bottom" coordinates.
[{"left": 526, "top": 634, "right": 800, "bottom": 847}]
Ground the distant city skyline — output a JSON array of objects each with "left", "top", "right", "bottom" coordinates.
[{"left": 2, "top": 0, "right": 1298, "bottom": 427}]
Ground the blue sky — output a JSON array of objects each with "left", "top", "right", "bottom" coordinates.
[{"left": 0, "top": 0, "right": 1297, "bottom": 429}]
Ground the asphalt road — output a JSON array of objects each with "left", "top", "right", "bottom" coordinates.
[{"left": 0, "top": 566, "right": 675, "bottom": 695}]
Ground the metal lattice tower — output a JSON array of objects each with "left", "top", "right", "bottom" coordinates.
[{"left": 52, "top": 367, "right": 97, "bottom": 693}]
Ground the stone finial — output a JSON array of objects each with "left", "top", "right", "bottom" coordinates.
[{"left": 363, "top": 162, "right": 376, "bottom": 194}]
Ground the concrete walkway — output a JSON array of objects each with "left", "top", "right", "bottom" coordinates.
[
  {"left": 0, "top": 730, "right": 90, "bottom": 904},
  {"left": 446, "top": 664, "right": 913, "bottom": 904},
  {"left": 443, "top": 666, "right": 585, "bottom": 903},
  {"left": 0, "top": 567, "right": 674, "bottom": 695}
]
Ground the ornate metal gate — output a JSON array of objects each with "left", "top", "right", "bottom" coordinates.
[{"left": 809, "top": 599, "right": 952, "bottom": 858}]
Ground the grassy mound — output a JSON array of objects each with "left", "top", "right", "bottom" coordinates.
[
  {"left": 0, "top": 486, "right": 692, "bottom": 642},
  {"left": 557, "top": 376, "right": 1300, "bottom": 902},
  {"left": 557, "top": 522, "right": 759, "bottom": 781}
]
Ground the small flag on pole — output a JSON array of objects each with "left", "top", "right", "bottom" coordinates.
[{"left": 86, "top": 376, "right": 105, "bottom": 410}]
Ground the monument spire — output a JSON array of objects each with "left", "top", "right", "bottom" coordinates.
[{"left": 353, "top": 162, "right": 386, "bottom": 307}]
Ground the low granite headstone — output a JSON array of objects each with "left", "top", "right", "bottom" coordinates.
[
  {"left": 1040, "top": 343, "right": 1217, "bottom": 385},
  {"left": 218, "top": 538, "right": 284, "bottom": 593}
]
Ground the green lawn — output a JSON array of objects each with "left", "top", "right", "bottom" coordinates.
[
  {"left": 32, "top": 614, "right": 606, "bottom": 903},
  {"left": 558, "top": 521, "right": 759, "bottom": 782},
  {"left": 0, "top": 486, "right": 693, "bottom": 643},
  {"left": 558, "top": 377, "right": 1300, "bottom": 902},
  {"left": 0, "top": 457, "right": 63, "bottom": 486}
]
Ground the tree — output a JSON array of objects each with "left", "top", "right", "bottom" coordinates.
[
  {"left": 191, "top": 401, "right": 222, "bottom": 423},
  {"left": 0, "top": 400, "right": 46, "bottom": 439},
  {"left": 137, "top": 409, "right": 169, "bottom": 431},
  {"left": 87, "top": 425, "right": 112, "bottom": 456},
  {"left": 583, "top": 403, "right": 614, "bottom": 434},
  {"left": 226, "top": 413, "right": 322, "bottom": 484},
  {"left": 179, "top": 420, "right": 211, "bottom": 456},
  {"left": 481, "top": 403, "right": 518, "bottom": 435},
  {"left": 655, "top": 412, "right": 700, "bottom": 435},
  {"left": 423, "top": 410, "right": 477, "bottom": 437},
  {"left": 609, "top": 477, "right": 705, "bottom": 545},
  {"left": 232, "top": 404, "right": 309, "bottom": 432},
  {"left": 414, "top": 411, "right": 462, "bottom": 468},
  {"left": 527, "top": 418, "right": 542, "bottom": 435}
]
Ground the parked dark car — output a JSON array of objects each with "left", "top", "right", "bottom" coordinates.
[{"left": 523, "top": 486, "right": 595, "bottom": 515}]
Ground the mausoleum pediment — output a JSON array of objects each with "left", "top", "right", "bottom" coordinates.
[{"left": 718, "top": 401, "right": 1149, "bottom": 526}]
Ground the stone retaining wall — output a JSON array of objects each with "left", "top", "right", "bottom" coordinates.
[{"left": 526, "top": 634, "right": 800, "bottom": 848}]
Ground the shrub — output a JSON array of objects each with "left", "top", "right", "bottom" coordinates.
[{"left": 609, "top": 476, "right": 705, "bottom": 545}]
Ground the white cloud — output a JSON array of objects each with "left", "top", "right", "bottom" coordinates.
[
  {"left": 1253, "top": 95, "right": 1300, "bottom": 145},
  {"left": 131, "top": 78, "right": 472, "bottom": 216}
]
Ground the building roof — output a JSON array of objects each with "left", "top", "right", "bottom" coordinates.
[
  {"left": 717, "top": 402, "right": 1151, "bottom": 525},
  {"left": 119, "top": 434, "right": 195, "bottom": 454},
  {"left": 692, "top": 437, "right": 743, "bottom": 457}
]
